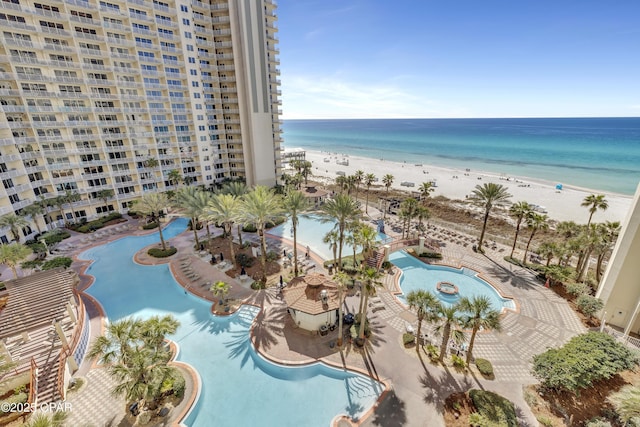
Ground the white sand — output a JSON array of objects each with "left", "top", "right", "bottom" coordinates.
[{"left": 303, "top": 150, "right": 635, "bottom": 224}]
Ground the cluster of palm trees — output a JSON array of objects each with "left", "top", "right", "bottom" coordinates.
[
  {"left": 406, "top": 290, "right": 502, "bottom": 365},
  {"left": 87, "top": 315, "right": 181, "bottom": 413},
  {"left": 471, "top": 182, "right": 617, "bottom": 285}
]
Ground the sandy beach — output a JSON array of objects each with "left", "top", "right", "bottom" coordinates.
[{"left": 303, "top": 150, "right": 634, "bottom": 224}]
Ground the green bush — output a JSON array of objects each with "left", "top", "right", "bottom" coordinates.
[
  {"left": 381, "top": 261, "right": 392, "bottom": 270},
  {"left": 426, "top": 344, "right": 439, "bottom": 361},
  {"left": 172, "top": 371, "right": 186, "bottom": 398},
  {"left": 148, "top": 247, "right": 177, "bottom": 258},
  {"left": 402, "top": 333, "right": 415, "bottom": 346},
  {"left": 44, "top": 230, "right": 70, "bottom": 244},
  {"left": 475, "top": 358, "right": 494, "bottom": 377},
  {"left": 42, "top": 257, "right": 73, "bottom": 270},
  {"left": 242, "top": 224, "right": 257, "bottom": 233},
  {"left": 469, "top": 389, "right": 517, "bottom": 427},
  {"left": 503, "top": 256, "right": 525, "bottom": 267},
  {"left": 137, "top": 411, "right": 151, "bottom": 425},
  {"left": 532, "top": 332, "right": 639, "bottom": 394},
  {"left": 250, "top": 281, "right": 266, "bottom": 290},
  {"left": 537, "top": 415, "right": 554, "bottom": 427},
  {"left": 585, "top": 418, "right": 612, "bottom": 427},
  {"left": 1, "top": 392, "right": 28, "bottom": 413},
  {"left": 576, "top": 294, "right": 604, "bottom": 318},
  {"left": 565, "top": 282, "right": 589, "bottom": 297},
  {"left": 419, "top": 251, "right": 443, "bottom": 259},
  {"left": 451, "top": 354, "right": 466, "bottom": 369},
  {"left": 142, "top": 222, "right": 159, "bottom": 230},
  {"left": 266, "top": 250, "right": 279, "bottom": 262},
  {"left": 235, "top": 253, "right": 254, "bottom": 268}
]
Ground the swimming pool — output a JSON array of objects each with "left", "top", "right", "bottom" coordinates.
[
  {"left": 80, "top": 218, "right": 383, "bottom": 426},
  {"left": 267, "top": 215, "right": 388, "bottom": 261},
  {"left": 390, "top": 251, "right": 515, "bottom": 311}
]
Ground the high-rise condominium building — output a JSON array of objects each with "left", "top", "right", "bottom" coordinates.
[{"left": 0, "top": 0, "right": 282, "bottom": 243}]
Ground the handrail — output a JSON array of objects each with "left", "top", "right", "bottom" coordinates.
[
  {"left": 56, "top": 353, "right": 67, "bottom": 401},
  {"left": 28, "top": 357, "right": 38, "bottom": 406},
  {"left": 67, "top": 290, "right": 85, "bottom": 354}
]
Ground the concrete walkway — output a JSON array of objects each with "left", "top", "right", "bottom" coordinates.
[{"left": 15, "top": 212, "right": 586, "bottom": 427}]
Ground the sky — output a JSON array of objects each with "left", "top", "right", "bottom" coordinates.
[{"left": 276, "top": 0, "right": 640, "bottom": 119}]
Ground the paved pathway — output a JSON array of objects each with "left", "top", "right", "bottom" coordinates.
[{"left": 21, "top": 212, "right": 587, "bottom": 427}]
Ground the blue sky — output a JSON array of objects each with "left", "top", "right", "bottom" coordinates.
[{"left": 276, "top": 1, "right": 640, "bottom": 119}]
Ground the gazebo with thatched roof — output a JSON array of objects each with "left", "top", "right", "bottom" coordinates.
[{"left": 282, "top": 273, "right": 339, "bottom": 332}]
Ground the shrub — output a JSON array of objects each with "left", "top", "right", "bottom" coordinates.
[
  {"left": 42, "top": 257, "right": 72, "bottom": 270},
  {"left": 537, "top": 415, "right": 554, "bottom": 426},
  {"left": 419, "top": 251, "right": 442, "bottom": 259},
  {"left": 250, "top": 281, "right": 266, "bottom": 290},
  {"left": 402, "top": 333, "right": 415, "bottom": 346},
  {"left": 585, "top": 418, "right": 612, "bottom": 427},
  {"left": 426, "top": 344, "right": 439, "bottom": 361},
  {"left": 451, "top": 354, "right": 466, "bottom": 370},
  {"left": 266, "top": 250, "right": 279, "bottom": 262},
  {"left": 242, "top": 224, "right": 257, "bottom": 233},
  {"left": 1, "top": 392, "right": 28, "bottom": 413},
  {"left": 137, "top": 411, "right": 151, "bottom": 425},
  {"left": 235, "top": 253, "right": 254, "bottom": 268},
  {"left": 565, "top": 282, "right": 589, "bottom": 297},
  {"left": 576, "top": 294, "right": 604, "bottom": 318},
  {"left": 148, "top": 247, "right": 177, "bottom": 258},
  {"left": 532, "top": 332, "right": 639, "bottom": 394},
  {"left": 44, "top": 230, "right": 70, "bottom": 244},
  {"left": 503, "top": 256, "right": 525, "bottom": 267},
  {"left": 475, "top": 358, "right": 494, "bottom": 377},
  {"left": 381, "top": 261, "right": 392, "bottom": 270},
  {"left": 172, "top": 371, "right": 186, "bottom": 398},
  {"left": 142, "top": 222, "right": 159, "bottom": 230},
  {"left": 469, "top": 389, "right": 518, "bottom": 427}
]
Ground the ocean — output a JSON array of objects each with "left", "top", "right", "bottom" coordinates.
[{"left": 282, "top": 118, "right": 640, "bottom": 196}]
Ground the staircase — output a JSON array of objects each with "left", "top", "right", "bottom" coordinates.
[{"left": 366, "top": 250, "right": 385, "bottom": 270}]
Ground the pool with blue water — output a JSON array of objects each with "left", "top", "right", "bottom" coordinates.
[
  {"left": 390, "top": 251, "right": 515, "bottom": 311},
  {"left": 80, "top": 218, "right": 383, "bottom": 426}
]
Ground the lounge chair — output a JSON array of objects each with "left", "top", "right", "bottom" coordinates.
[
  {"left": 405, "top": 322, "right": 415, "bottom": 335},
  {"left": 371, "top": 303, "right": 385, "bottom": 313}
]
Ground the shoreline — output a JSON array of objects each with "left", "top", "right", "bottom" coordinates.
[{"left": 303, "top": 150, "right": 634, "bottom": 224}]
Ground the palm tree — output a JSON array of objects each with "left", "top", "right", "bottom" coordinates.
[
  {"left": 581, "top": 194, "right": 609, "bottom": 227},
  {"left": 282, "top": 190, "right": 310, "bottom": 275},
  {"left": 399, "top": 198, "right": 418, "bottom": 238},
  {"left": 436, "top": 304, "right": 464, "bottom": 362},
  {"left": 416, "top": 205, "right": 430, "bottom": 233},
  {"left": 333, "top": 271, "right": 351, "bottom": 347},
  {"left": 406, "top": 290, "right": 440, "bottom": 354},
  {"left": 355, "top": 224, "right": 378, "bottom": 262},
  {"left": 97, "top": 189, "right": 115, "bottom": 212},
  {"left": 381, "top": 174, "right": 394, "bottom": 219},
  {"left": 0, "top": 243, "right": 32, "bottom": 279},
  {"left": 458, "top": 296, "right": 502, "bottom": 365},
  {"left": 136, "top": 192, "right": 170, "bottom": 250},
  {"left": 469, "top": 183, "right": 512, "bottom": 250},
  {"left": 173, "top": 187, "right": 205, "bottom": 248},
  {"left": 323, "top": 229, "right": 339, "bottom": 270},
  {"left": 21, "top": 203, "right": 46, "bottom": 236},
  {"left": 537, "top": 241, "right": 558, "bottom": 267},
  {"left": 210, "top": 280, "right": 230, "bottom": 304},
  {"left": 358, "top": 267, "right": 383, "bottom": 341},
  {"left": 64, "top": 190, "right": 81, "bottom": 223},
  {"left": 168, "top": 169, "right": 182, "bottom": 188},
  {"left": 418, "top": 181, "right": 435, "bottom": 205},
  {"left": 239, "top": 186, "right": 284, "bottom": 274},
  {"left": 300, "top": 160, "right": 312, "bottom": 184},
  {"left": 522, "top": 213, "right": 549, "bottom": 264},
  {"left": 320, "top": 193, "right": 361, "bottom": 271},
  {"left": 364, "top": 173, "right": 376, "bottom": 214},
  {"left": 353, "top": 170, "right": 364, "bottom": 199},
  {"left": 51, "top": 195, "right": 67, "bottom": 223},
  {"left": 508, "top": 201, "right": 532, "bottom": 258},
  {"left": 335, "top": 175, "right": 348, "bottom": 193},
  {"left": 608, "top": 384, "right": 640, "bottom": 424},
  {"left": 219, "top": 181, "right": 248, "bottom": 245},
  {"left": 205, "top": 193, "right": 241, "bottom": 268},
  {"left": 138, "top": 315, "right": 180, "bottom": 352},
  {"left": 594, "top": 221, "right": 621, "bottom": 281},
  {"left": 0, "top": 214, "right": 29, "bottom": 243}
]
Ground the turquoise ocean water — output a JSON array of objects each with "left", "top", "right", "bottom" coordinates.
[{"left": 282, "top": 118, "right": 640, "bottom": 195}]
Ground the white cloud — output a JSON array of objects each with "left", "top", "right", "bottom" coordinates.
[{"left": 280, "top": 75, "right": 468, "bottom": 119}]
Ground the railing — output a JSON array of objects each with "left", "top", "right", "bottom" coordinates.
[
  {"left": 603, "top": 325, "right": 640, "bottom": 349},
  {"left": 28, "top": 357, "right": 38, "bottom": 407},
  {"left": 56, "top": 348, "right": 68, "bottom": 401}
]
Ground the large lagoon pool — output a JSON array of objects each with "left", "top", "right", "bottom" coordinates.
[
  {"left": 80, "top": 218, "right": 383, "bottom": 426},
  {"left": 267, "top": 215, "right": 388, "bottom": 261},
  {"left": 390, "top": 251, "right": 515, "bottom": 311}
]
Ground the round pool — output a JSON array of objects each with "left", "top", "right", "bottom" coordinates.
[{"left": 390, "top": 251, "right": 515, "bottom": 311}]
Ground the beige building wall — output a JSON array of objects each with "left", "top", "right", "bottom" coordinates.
[
  {"left": 596, "top": 183, "right": 640, "bottom": 332},
  {"left": 0, "top": 0, "right": 281, "bottom": 242}
]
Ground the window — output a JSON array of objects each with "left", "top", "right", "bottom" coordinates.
[
  {"left": 0, "top": 14, "right": 26, "bottom": 23},
  {"left": 141, "top": 64, "right": 157, "bottom": 71},
  {"left": 168, "top": 80, "right": 182, "bottom": 86},
  {"left": 184, "top": 32, "right": 192, "bottom": 39},
  {"left": 22, "top": 83, "right": 47, "bottom": 92},
  {"left": 169, "top": 91, "right": 184, "bottom": 98},
  {"left": 35, "top": 3, "right": 60, "bottom": 12},
  {"left": 186, "top": 44, "right": 194, "bottom": 52},
  {"left": 83, "top": 58, "right": 104, "bottom": 65},
  {"left": 135, "top": 37, "right": 152, "bottom": 45},
  {"left": 132, "top": 23, "right": 149, "bottom": 31},
  {"left": 70, "top": 10, "right": 92, "bottom": 19},
  {"left": 138, "top": 51, "right": 155, "bottom": 59},
  {"left": 99, "top": 1, "right": 120, "bottom": 11},
  {"left": 162, "top": 54, "right": 178, "bottom": 62},
  {"left": 188, "top": 57, "right": 195, "bottom": 64},
  {"left": 182, "top": 19, "right": 190, "bottom": 25},
  {"left": 146, "top": 90, "right": 162, "bottom": 97},
  {"left": 50, "top": 54, "right": 73, "bottom": 62},
  {"left": 158, "top": 28, "right": 173, "bottom": 36},
  {"left": 180, "top": 5, "right": 188, "bottom": 12},
  {"left": 191, "top": 81, "right": 199, "bottom": 87},
  {"left": 80, "top": 43, "right": 101, "bottom": 51},
  {"left": 129, "top": 8, "right": 147, "bottom": 16},
  {"left": 143, "top": 77, "right": 160, "bottom": 85},
  {"left": 75, "top": 27, "right": 97, "bottom": 35},
  {"left": 166, "top": 67, "right": 179, "bottom": 74}
]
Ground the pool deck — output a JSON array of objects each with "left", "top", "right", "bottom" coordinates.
[{"left": 5, "top": 211, "right": 587, "bottom": 427}]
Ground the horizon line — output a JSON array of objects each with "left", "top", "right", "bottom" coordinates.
[{"left": 281, "top": 116, "right": 640, "bottom": 121}]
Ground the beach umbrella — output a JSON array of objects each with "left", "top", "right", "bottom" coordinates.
[{"left": 555, "top": 184, "right": 563, "bottom": 190}]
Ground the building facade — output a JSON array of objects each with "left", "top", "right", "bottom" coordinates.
[
  {"left": 596, "top": 183, "right": 640, "bottom": 334},
  {"left": 0, "top": 0, "right": 282, "bottom": 242}
]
